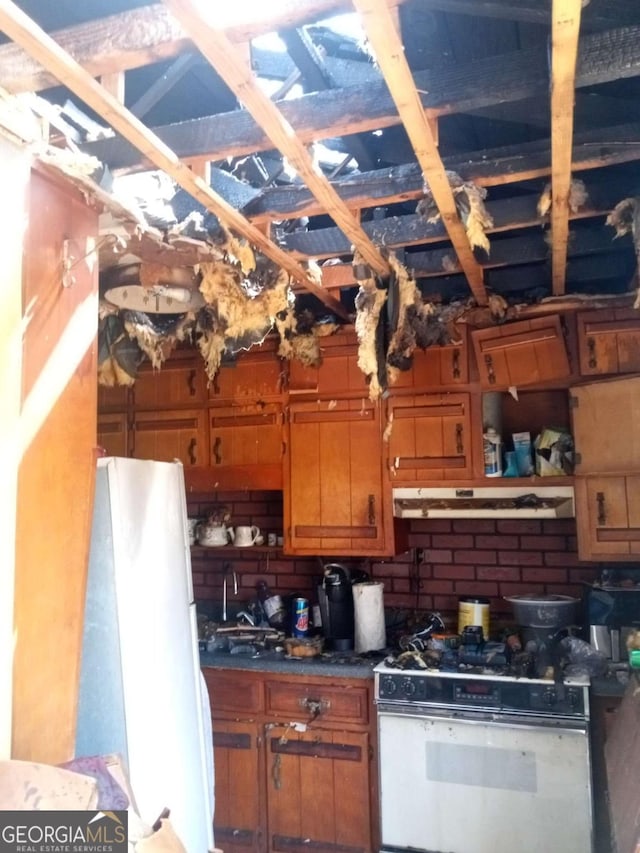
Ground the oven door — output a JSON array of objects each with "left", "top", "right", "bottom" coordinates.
[{"left": 378, "top": 705, "right": 592, "bottom": 853}]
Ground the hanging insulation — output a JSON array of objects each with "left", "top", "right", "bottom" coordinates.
[
  {"left": 606, "top": 197, "right": 640, "bottom": 309},
  {"left": 353, "top": 253, "right": 387, "bottom": 400},
  {"left": 537, "top": 177, "right": 589, "bottom": 218},
  {"left": 416, "top": 171, "right": 494, "bottom": 254}
]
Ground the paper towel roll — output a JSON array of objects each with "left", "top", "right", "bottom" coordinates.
[{"left": 353, "top": 582, "right": 386, "bottom": 653}]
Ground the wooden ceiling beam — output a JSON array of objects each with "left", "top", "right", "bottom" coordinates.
[
  {"left": 82, "top": 24, "right": 640, "bottom": 172},
  {"left": 550, "top": 0, "right": 583, "bottom": 296},
  {"left": 0, "top": 0, "right": 406, "bottom": 95},
  {"left": 353, "top": 0, "right": 487, "bottom": 305},
  {"left": 0, "top": 0, "right": 350, "bottom": 320},
  {"left": 163, "top": 0, "right": 390, "bottom": 278}
]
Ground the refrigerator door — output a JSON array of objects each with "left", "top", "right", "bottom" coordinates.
[{"left": 77, "top": 458, "right": 213, "bottom": 853}]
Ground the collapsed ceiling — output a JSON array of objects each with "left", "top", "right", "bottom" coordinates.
[{"left": 1, "top": 0, "right": 639, "bottom": 391}]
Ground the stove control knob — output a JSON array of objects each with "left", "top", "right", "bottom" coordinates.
[
  {"left": 543, "top": 689, "right": 556, "bottom": 707},
  {"left": 402, "top": 678, "right": 417, "bottom": 697},
  {"left": 567, "top": 690, "right": 580, "bottom": 709},
  {"left": 380, "top": 676, "right": 397, "bottom": 696}
]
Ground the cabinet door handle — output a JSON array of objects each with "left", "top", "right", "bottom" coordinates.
[
  {"left": 187, "top": 369, "right": 197, "bottom": 396},
  {"left": 271, "top": 754, "right": 282, "bottom": 791},
  {"left": 213, "top": 436, "right": 222, "bottom": 464},
  {"left": 587, "top": 337, "right": 597, "bottom": 369},
  {"left": 452, "top": 349, "right": 461, "bottom": 379},
  {"left": 484, "top": 354, "right": 496, "bottom": 384},
  {"left": 455, "top": 423, "right": 464, "bottom": 454},
  {"left": 368, "top": 494, "right": 376, "bottom": 525},
  {"left": 596, "top": 491, "right": 606, "bottom": 525},
  {"left": 187, "top": 438, "right": 197, "bottom": 465}
]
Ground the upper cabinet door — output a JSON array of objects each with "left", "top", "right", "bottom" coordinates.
[
  {"left": 389, "top": 330, "right": 469, "bottom": 392},
  {"left": 209, "top": 351, "right": 285, "bottom": 404},
  {"left": 577, "top": 309, "right": 640, "bottom": 377},
  {"left": 287, "top": 329, "right": 370, "bottom": 397},
  {"left": 285, "top": 399, "right": 389, "bottom": 555},
  {"left": 570, "top": 375, "right": 640, "bottom": 474},
  {"left": 134, "top": 355, "right": 206, "bottom": 409},
  {"left": 472, "top": 316, "right": 571, "bottom": 390},
  {"left": 386, "top": 393, "right": 472, "bottom": 482},
  {"left": 575, "top": 475, "right": 640, "bottom": 560},
  {"left": 132, "top": 409, "right": 208, "bottom": 467}
]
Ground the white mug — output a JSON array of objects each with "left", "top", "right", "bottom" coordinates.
[{"left": 233, "top": 525, "right": 260, "bottom": 547}]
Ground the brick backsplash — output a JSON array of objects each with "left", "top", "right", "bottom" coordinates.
[{"left": 188, "top": 491, "right": 600, "bottom": 629}]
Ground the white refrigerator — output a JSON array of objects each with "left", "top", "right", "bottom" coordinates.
[{"left": 76, "top": 457, "right": 214, "bottom": 853}]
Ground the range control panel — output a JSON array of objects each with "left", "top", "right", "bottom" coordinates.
[{"left": 375, "top": 670, "right": 588, "bottom": 719}]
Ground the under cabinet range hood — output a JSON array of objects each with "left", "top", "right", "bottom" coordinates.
[{"left": 393, "top": 485, "right": 575, "bottom": 519}]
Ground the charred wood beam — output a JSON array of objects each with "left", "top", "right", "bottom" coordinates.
[
  {"left": 408, "top": 0, "right": 640, "bottom": 29},
  {"left": 0, "top": 0, "right": 389, "bottom": 93},
  {"left": 243, "top": 122, "right": 640, "bottom": 222},
  {"left": 280, "top": 172, "right": 640, "bottom": 258},
  {"left": 421, "top": 252, "right": 635, "bottom": 298},
  {"left": 278, "top": 28, "right": 375, "bottom": 171},
  {"left": 406, "top": 226, "right": 632, "bottom": 278},
  {"left": 82, "top": 25, "right": 640, "bottom": 171},
  {"left": 251, "top": 46, "right": 379, "bottom": 87},
  {"left": 130, "top": 52, "right": 197, "bottom": 119}
]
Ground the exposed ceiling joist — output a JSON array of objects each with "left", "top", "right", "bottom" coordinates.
[
  {"left": 550, "top": 0, "right": 582, "bottom": 296},
  {"left": 0, "top": 0, "right": 350, "bottom": 321},
  {"left": 353, "top": 0, "right": 487, "bottom": 304},
  {"left": 404, "top": 0, "right": 640, "bottom": 28},
  {"left": 163, "top": 0, "right": 390, "bottom": 278},
  {"left": 81, "top": 24, "right": 640, "bottom": 172},
  {"left": 0, "top": 0, "right": 407, "bottom": 95}
]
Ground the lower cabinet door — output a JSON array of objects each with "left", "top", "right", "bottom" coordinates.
[
  {"left": 212, "top": 719, "right": 263, "bottom": 853},
  {"left": 576, "top": 475, "right": 640, "bottom": 560},
  {"left": 265, "top": 725, "right": 371, "bottom": 853}
]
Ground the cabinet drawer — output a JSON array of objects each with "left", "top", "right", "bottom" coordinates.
[
  {"left": 203, "top": 669, "right": 264, "bottom": 715},
  {"left": 265, "top": 680, "right": 370, "bottom": 726}
]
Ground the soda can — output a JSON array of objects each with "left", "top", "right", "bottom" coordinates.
[{"left": 292, "top": 597, "right": 310, "bottom": 637}]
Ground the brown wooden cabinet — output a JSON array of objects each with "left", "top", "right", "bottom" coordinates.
[
  {"left": 285, "top": 398, "right": 392, "bottom": 555},
  {"left": 577, "top": 309, "right": 640, "bottom": 377},
  {"left": 389, "top": 332, "right": 469, "bottom": 391},
  {"left": 209, "top": 345, "right": 285, "bottom": 404},
  {"left": 212, "top": 719, "right": 263, "bottom": 853},
  {"left": 202, "top": 667, "right": 377, "bottom": 853},
  {"left": 472, "top": 316, "right": 571, "bottom": 389},
  {"left": 134, "top": 353, "right": 207, "bottom": 409},
  {"left": 209, "top": 404, "right": 284, "bottom": 490},
  {"left": 97, "top": 412, "right": 129, "bottom": 457},
  {"left": 571, "top": 376, "right": 640, "bottom": 560},
  {"left": 570, "top": 375, "right": 640, "bottom": 475},
  {"left": 575, "top": 475, "right": 640, "bottom": 560},
  {"left": 132, "top": 408, "right": 208, "bottom": 467},
  {"left": 288, "top": 329, "right": 370, "bottom": 397},
  {"left": 386, "top": 393, "right": 473, "bottom": 482}
]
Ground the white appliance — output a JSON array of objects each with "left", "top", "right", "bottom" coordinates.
[
  {"left": 76, "top": 457, "right": 214, "bottom": 853},
  {"left": 375, "top": 664, "right": 592, "bottom": 853}
]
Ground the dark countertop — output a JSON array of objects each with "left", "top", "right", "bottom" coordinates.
[
  {"left": 200, "top": 648, "right": 379, "bottom": 679},
  {"left": 590, "top": 671, "right": 630, "bottom": 698}
]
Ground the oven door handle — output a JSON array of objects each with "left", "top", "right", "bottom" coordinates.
[{"left": 376, "top": 706, "right": 588, "bottom": 732}]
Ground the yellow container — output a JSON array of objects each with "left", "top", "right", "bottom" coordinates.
[{"left": 457, "top": 597, "right": 490, "bottom": 641}]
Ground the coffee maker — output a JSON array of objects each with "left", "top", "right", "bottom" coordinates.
[
  {"left": 317, "top": 564, "right": 368, "bottom": 651},
  {"left": 585, "top": 584, "right": 640, "bottom": 663}
]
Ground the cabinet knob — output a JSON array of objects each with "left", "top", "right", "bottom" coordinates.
[
  {"left": 213, "top": 436, "right": 222, "bottom": 464},
  {"left": 187, "top": 438, "right": 197, "bottom": 465},
  {"left": 587, "top": 337, "right": 597, "bottom": 369},
  {"left": 596, "top": 491, "right": 606, "bottom": 525},
  {"left": 368, "top": 494, "right": 376, "bottom": 525},
  {"left": 187, "top": 369, "right": 197, "bottom": 396},
  {"left": 455, "top": 423, "right": 464, "bottom": 454}
]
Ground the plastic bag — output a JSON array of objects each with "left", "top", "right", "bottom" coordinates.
[{"left": 559, "top": 635, "right": 608, "bottom": 677}]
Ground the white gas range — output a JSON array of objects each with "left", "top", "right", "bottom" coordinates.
[{"left": 374, "top": 662, "right": 593, "bottom": 853}]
